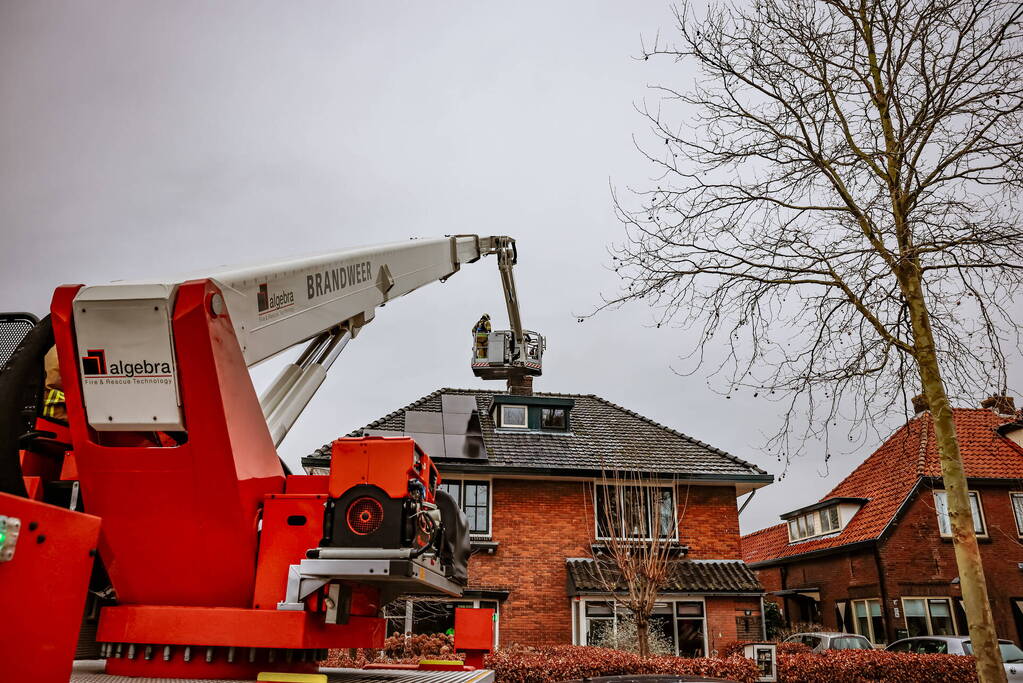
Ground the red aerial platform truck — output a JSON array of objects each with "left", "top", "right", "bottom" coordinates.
[{"left": 0, "top": 235, "right": 533, "bottom": 681}]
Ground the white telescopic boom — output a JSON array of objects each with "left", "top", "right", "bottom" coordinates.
[{"left": 71, "top": 235, "right": 511, "bottom": 435}]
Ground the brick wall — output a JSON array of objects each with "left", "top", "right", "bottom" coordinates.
[
  {"left": 750, "top": 481, "right": 1023, "bottom": 644},
  {"left": 469, "top": 478, "right": 593, "bottom": 645},
  {"left": 467, "top": 477, "right": 756, "bottom": 648},
  {"left": 705, "top": 596, "right": 764, "bottom": 652},
  {"left": 678, "top": 485, "right": 743, "bottom": 559},
  {"left": 879, "top": 481, "right": 1023, "bottom": 643}
]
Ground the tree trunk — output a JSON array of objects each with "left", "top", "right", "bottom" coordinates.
[
  {"left": 903, "top": 274, "right": 1006, "bottom": 683},
  {"left": 636, "top": 615, "right": 650, "bottom": 658}
]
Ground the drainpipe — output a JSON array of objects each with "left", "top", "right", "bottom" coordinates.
[
  {"left": 780, "top": 564, "right": 790, "bottom": 628},
  {"left": 872, "top": 544, "right": 894, "bottom": 644},
  {"left": 760, "top": 595, "right": 768, "bottom": 640}
]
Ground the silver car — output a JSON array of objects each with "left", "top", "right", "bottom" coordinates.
[
  {"left": 783, "top": 631, "right": 874, "bottom": 652},
  {"left": 886, "top": 635, "right": 1023, "bottom": 681}
]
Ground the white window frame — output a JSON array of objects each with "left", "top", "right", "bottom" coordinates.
[
  {"left": 850, "top": 598, "right": 885, "bottom": 645},
  {"left": 573, "top": 596, "right": 708, "bottom": 657},
  {"left": 593, "top": 481, "right": 678, "bottom": 542},
  {"left": 499, "top": 404, "right": 528, "bottom": 429},
  {"left": 438, "top": 476, "right": 493, "bottom": 538},
  {"left": 819, "top": 506, "right": 840, "bottom": 533},
  {"left": 787, "top": 510, "right": 821, "bottom": 541},
  {"left": 1011, "top": 493, "right": 1023, "bottom": 537},
  {"left": 932, "top": 490, "right": 987, "bottom": 537},
  {"left": 900, "top": 596, "right": 960, "bottom": 637}
]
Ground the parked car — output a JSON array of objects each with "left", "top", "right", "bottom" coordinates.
[
  {"left": 783, "top": 631, "right": 874, "bottom": 652},
  {"left": 886, "top": 636, "right": 1023, "bottom": 681}
]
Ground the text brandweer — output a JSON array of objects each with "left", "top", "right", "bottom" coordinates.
[{"left": 306, "top": 261, "right": 373, "bottom": 299}]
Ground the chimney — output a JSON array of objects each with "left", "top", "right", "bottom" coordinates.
[
  {"left": 507, "top": 375, "right": 533, "bottom": 396},
  {"left": 981, "top": 394, "right": 1015, "bottom": 416},
  {"left": 912, "top": 393, "right": 930, "bottom": 415}
]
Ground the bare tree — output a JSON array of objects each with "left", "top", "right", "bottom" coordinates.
[
  {"left": 589, "top": 470, "right": 682, "bottom": 658},
  {"left": 601, "top": 1, "right": 1023, "bottom": 680}
]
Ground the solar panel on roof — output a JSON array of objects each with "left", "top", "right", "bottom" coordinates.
[
  {"left": 441, "top": 394, "right": 477, "bottom": 414},
  {"left": 405, "top": 411, "right": 444, "bottom": 434}
]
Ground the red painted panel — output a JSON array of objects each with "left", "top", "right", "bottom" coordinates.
[
  {"left": 454, "top": 608, "right": 495, "bottom": 652},
  {"left": 329, "top": 437, "right": 435, "bottom": 500},
  {"left": 97, "top": 605, "right": 384, "bottom": 648},
  {"left": 51, "top": 281, "right": 285, "bottom": 607},
  {"left": 0, "top": 493, "right": 101, "bottom": 683},
  {"left": 253, "top": 494, "right": 328, "bottom": 609},
  {"left": 285, "top": 474, "right": 329, "bottom": 494}
]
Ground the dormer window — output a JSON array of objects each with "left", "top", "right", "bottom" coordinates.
[
  {"left": 491, "top": 395, "right": 574, "bottom": 432},
  {"left": 541, "top": 407, "right": 567, "bottom": 430},
  {"left": 819, "top": 506, "right": 840, "bottom": 533},
  {"left": 788, "top": 507, "right": 838, "bottom": 541},
  {"left": 783, "top": 497, "right": 865, "bottom": 543},
  {"left": 500, "top": 404, "right": 528, "bottom": 429}
]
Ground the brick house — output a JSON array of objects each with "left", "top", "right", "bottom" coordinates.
[
  {"left": 742, "top": 397, "right": 1023, "bottom": 647},
  {"left": 302, "top": 388, "right": 773, "bottom": 655}
]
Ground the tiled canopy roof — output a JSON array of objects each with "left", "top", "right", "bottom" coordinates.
[
  {"left": 742, "top": 408, "right": 1023, "bottom": 566},
  {"left": 565, "top": 558, "right": 763, "bottom": 595},
  {"left": 303, "top": 388, "right": 770, "bottom": 482}
]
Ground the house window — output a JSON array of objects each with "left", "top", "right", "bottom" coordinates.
[
  {"left": 438, "top": 479, "right": 491, "bottom": 536},
  {"left": 932, "top": 490, "right": 985, "bottom": 536},
  {"left": 1011, "top": 493, "right": 1023, "bottom": 536},
  {"left": 584, "top": 601, "right": 615, "bottom": 646},
  {"left": 787, "top": 506, "right": 842, "bottom": 542},
  {"left": 577, "top": 598, "right": 705, "bottom": 657},
  {"left": 851, "top": 599, "right": 886, "bottom": 645},
  {"left": 902, "top": 597, "right": 957, "bottom": 637},
  {"left": 540, "top": 407, "right": 567, "bottom": 430},
  {"left": 595, "top": 484, "right": 676, "bottom": 540},
  {"left": 676, "top": 601, "right": 706, "bottom": 657},
  {"left": 819, "top": 506, "right": 840, "bottom": 533},
  {"left": 499, "top": 404, "right": 527, "bottom": 429}
]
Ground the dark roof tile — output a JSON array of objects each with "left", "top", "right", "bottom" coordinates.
[
  {"left": 303, "top": 388, "right": 769, "bottom": 480},
  {"left": 566, "top": 558, "right": 762, "bottom": 594}
]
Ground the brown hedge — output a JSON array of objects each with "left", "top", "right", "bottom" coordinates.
[
  {"left": 718, "top": 639, "right": 812, "bottom": 658},
  {"left": 484, "top": 645, "right": 979, "bottom": 683},
  {"left": 484, "top": 645, "right": 761, "bottom": 683},
  {"left": 326, "top": 640, "right": 980, "bottom": 682},
  {"left": 778, "top": 649, "right": 978, "bottom": 682}
]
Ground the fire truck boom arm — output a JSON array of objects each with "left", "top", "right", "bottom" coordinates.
[
  {"left": 70, "top": 235, "right": 513, "bottom": 439},
  {"left": 206, "top": 235, "right": 503, "bottom": 366}
]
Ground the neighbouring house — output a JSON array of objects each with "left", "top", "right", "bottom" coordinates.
[
  {"left": 742, "top": 395, "right": 1023, "bottom": 647},
  {"left": 302, "top": 387, "right": 774, "bottom": 655}
]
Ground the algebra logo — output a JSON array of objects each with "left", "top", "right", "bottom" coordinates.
[
  {"left": 80, "top": 349, "right": 107, "bottom": 376},
  {"left": 257, "top": 282, "right": 294, "bottom": 314}
]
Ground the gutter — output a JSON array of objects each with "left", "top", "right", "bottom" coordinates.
[{"left": 747, "top": 539, "right": 877, "bottom": 569}]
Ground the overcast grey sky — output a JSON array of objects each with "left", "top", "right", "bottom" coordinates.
[{"left": 2, "top": 1, "right": 1019, "bottom": 535}]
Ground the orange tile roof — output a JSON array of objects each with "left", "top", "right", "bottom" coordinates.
[{"left": 742, "top": 408, "right": 1023, "bottom": 566}]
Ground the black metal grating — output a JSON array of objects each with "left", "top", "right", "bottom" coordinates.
[{"left": 0, "top": 313, "right": 39, "bottom": 371}]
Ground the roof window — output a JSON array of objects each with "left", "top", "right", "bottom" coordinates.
[
  {"left": 491, "top": 395, "right": 574, "bottom": 432},
  {"left": 500, "top": 404, "right": 527, "bottom": 429},
  {"left": 782, "top": 497, "right": 865, "bottom": 543},
  {"left": 540, "top": 407, "right": 567, "bottom": 430},
  {"left": 786, "top": 505, "right": 841, "bottom": 542}
]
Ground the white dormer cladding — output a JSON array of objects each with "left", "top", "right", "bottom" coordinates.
[{"left": 784, "top": 498, "right": 866, "bottom": 543}]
